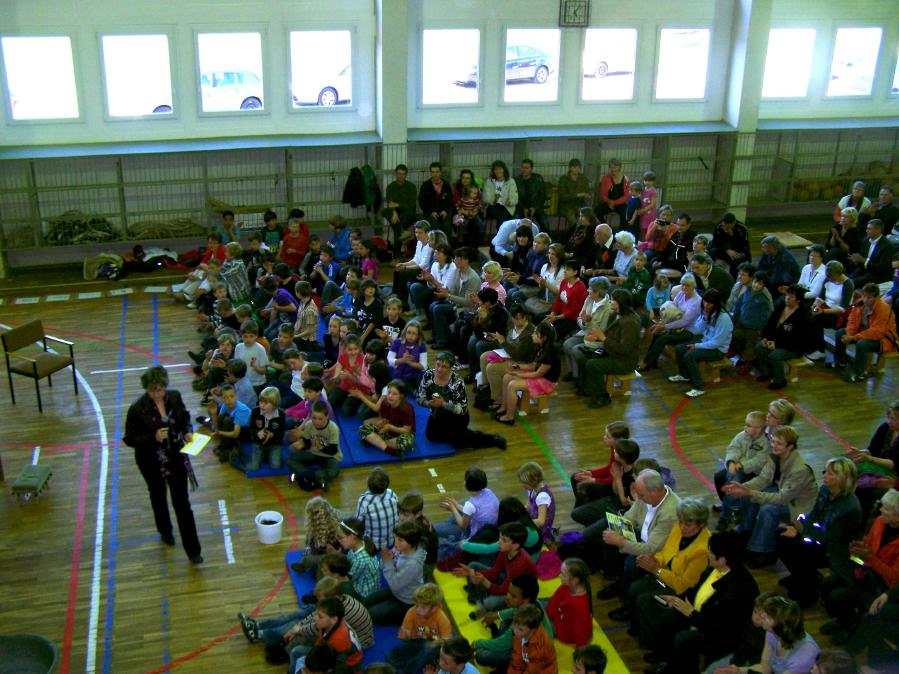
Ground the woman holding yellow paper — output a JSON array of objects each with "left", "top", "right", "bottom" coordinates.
[{"left": 124, "top": 365, "right": 203, "bottom": 564}]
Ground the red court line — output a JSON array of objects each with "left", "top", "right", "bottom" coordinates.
[
  {"left": 61, "top": 447, "right": 91, "bottom": 674},
  {"left": 667, "top": 396, "right": 716, "bottom": 491},
  {"left": 144, "top": 478, "right": 300, "bottom": 673}
]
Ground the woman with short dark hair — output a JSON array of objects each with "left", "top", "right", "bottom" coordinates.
[{"left": 123, "top": 365, "right": 202, "bottom": 563}]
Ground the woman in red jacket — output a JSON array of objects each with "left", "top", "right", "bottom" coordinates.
[
  {"left": 835, "top": 283, "right": 898, "bottom": 383},
  {"left": 544, "top": 261, "right": 588, "bottom": 341},
  {"left": 819, "top": 488, "right": 899, "bottom": 642}
]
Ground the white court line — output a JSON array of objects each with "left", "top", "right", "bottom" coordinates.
[
  {"left": 0, "top": 322, "right": 109, "bottom": 674},
  {"left": 144, "top": 286, "right": 168, "bottom": 293},
  {"left": 46, "top": 294, "right": 71, "bottom": 302},
  {"left": 436, "top": 483, "right": 446, "bottom": 493},
  {"left": 32, "top": 446, "right": 40, "bottom": 464},
  {"left": 15, "top": 296, "right": 39, "bottom": 304},
  {"left": 90, "top": 363, "right": 190, "bottom": 375},
  {"left": 78, "top": 292, "right": 103, "bottom": 300},
  {"left": 428, "top": 468, "right": 438, "bottom": 477},
  {"left": 218, "top": 499, "right": 236, "bottom": 564},
  {"left": 108, "top": 288, "right": 134, "bottom": 296}
]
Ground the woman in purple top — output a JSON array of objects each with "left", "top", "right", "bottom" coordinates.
[
  {"left": 387, "top": 321, "right": 428, "bottom": 386},
  {"left": 518, "top": 461, "right": 556, "bottom": 544},
  {"left": 434, "top": 467, "right": 500, "bottom": 559}
]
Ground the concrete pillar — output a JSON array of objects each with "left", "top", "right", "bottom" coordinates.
[{"left": 376, "top": 0, "right": 408, "bottom": 146}]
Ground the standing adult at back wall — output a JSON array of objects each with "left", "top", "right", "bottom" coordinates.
[
  {"left": 596, "top": 158, "right": 630, "bottom": 229},
  {"left": 124, "top": 365, "right": 203, "bottom": 564}
]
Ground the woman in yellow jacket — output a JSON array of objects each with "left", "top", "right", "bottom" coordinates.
[{"left": 607, "top": 497, "right": 711, "bottom": 623}]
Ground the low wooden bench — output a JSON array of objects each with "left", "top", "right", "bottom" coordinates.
[
  {"left": 701, "top": 359, "right": 733, "bottom": 383},
  {"left": 872, "top": 351, "right": 899, "bottom": 374},
  {"left": 11, "top": 464, "right": 52, "bottom": 503},
  {"left": 607, "top": 370, "right": 642, "bottom": 396},
  {"left": 785, "top": 357, "right": 814, "bottom": 382},
  {"left": 518, "top": 391, "right": 557, "bottom": 415}
]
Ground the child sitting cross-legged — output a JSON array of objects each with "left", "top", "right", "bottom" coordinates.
[
  {"left": 285, "top": 377, "right": 333, "bottom": 429},
  {"left": 231, "top": 386, "right": 285, "bottom": 472},
  {"left": 385, "top": 583, "right": 453, "bottom": 674},
  {"left": 474, "top": 574, "right": 554, "bottom": 673},
  {"left": 292, "top": 596, "right": 363, "bottom": 674},
  {"left": 317, "top": 552, "right": 362, "bottom": 601},
  {"left": 434, "top": 467, "right": 499, "bottom": 560},
  {"left": 335, "top": 518, "right": 380, "bottom": 600},
  {"left": 388, "top": 321, "right": 428, "bottom": 388},
  {"left": 452, "top": 521, "right": 537, "bottom": 612},
  {"left": 363, "top": 520, "right": 426, "bottom": 625},
  {"left": 286, "top": 400, "right": 342, "bottom": 493},
  {"left": 206, "top": 383, "right": 251, "bottom": 464},
  {"left": 291, "top": 496, "right": 342, "bottom": 577},
  {"left": 507, "top": 605, "right": 558, "bottom": 674},
  {"left": 353, "top": 379, "right": 416, "bottom": 458}
]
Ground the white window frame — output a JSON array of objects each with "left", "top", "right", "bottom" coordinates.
[
  {"left": 193, "top": 27, "right": 269, "bottom": 118},
  {"left": 286, "top": 25, "right": 358, "bottom": 115},
  {"left": 824, "top": 24, "right": 884, "bottom": 100},
  {"left": 499, "top": 26, "right": 563, "bottom": 107},
  {"left": 577, "top": 26, "right": 638, "bottom": 105},
  {"left": 759, "top": 26, "right": 817, "bottom": 102},
  {"left": 97, "top": 30, "right": 178, "bottom": 122},
  {"left": 0, "top": 31, "right": 83, "bottom": 125},
  {"left": 417, "top": 25, "right": 485, "bottom": 110},
  {"left": 651, "top": 26, "right": 712, "bottom": 103}
]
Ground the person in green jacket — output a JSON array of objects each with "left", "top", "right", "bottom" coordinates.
[{"left": 473, "top": 574, "right": 554, "bottom": 672}]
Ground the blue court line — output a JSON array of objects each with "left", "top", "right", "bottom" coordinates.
[
  {"left": 101, "top": 295, "right": 128, "bottom": 674},
  {"left": 115, "top": 527, "right": 241, "bottom": 549}
]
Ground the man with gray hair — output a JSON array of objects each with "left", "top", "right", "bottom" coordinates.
[
  {"left": 583, "top": 224, "right": 615, "bottom": 278},
  {"left": 583, "top": 469, "right": 680, "bottom": 599},
  {"left": 757, "top": 235, "right": 800, "bottom": 294}
]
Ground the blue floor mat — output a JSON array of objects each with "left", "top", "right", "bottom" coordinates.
[
  {"left": 334, "top": 403, "right": 456, "bottom": 466},
  {"left": 284, "top": 550, "right": 401, "bottom": 665}
]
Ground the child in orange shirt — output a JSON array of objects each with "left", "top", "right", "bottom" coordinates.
[
  {"left": 508, "top": 605, "right": 557, "bottom": 674},
  {"left": 296, "top": 596, "right": 363, "bottom": 674},
  {"left": 386, "top": 583, "right": 453, "bottom": 674}
]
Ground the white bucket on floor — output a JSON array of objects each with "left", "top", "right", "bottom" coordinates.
[{"left": 255, "top": 511, "right": 283, "bottom": 544}]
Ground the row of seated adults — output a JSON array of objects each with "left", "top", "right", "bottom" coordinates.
[{"left": 558, "top": 410, "right": 899, "bottom": 673}]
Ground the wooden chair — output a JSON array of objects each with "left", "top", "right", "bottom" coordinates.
[
  {"left": 518, "top": 391, "right": 556, "bottom": 415},
  {"left": 2, "top": 320, "right": 78, "bottom": 413},
  {"left": 607, "top": 371, "right": 642, "bottom": 396}
]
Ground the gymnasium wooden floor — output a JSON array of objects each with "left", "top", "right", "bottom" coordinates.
[{"left": 0, "top": 259, "right": 893, "bottom": 674}]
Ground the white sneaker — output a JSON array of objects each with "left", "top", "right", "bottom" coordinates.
[
  {"left": 686, "top": 388, "right": 705, "bottom": 398},
  {"left": 668, "top": 374, "right": 689, "bottom": 383},
  {"left": 806, "top": 350, "right": 826, "bottom": 361}
]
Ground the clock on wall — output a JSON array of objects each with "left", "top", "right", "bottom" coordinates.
[{"left": 559, "top": 0, "right": 590, "bottom": 27}]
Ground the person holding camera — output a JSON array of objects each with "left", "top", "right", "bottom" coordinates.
[{"left": 124, "top": 365, "right": 203, "bottom": 564}]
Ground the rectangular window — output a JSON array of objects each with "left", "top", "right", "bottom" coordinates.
[
  {"left": 197, "top": 32, "right": 264, "bottom": 112},
  {"left": 581, "top": 28, "right": 637, "bottom": 101},
  {"left": 827, "top": 27, "right": 882, "bottom": 97},
  {"left": 762, "top": 29, "right": 815, "bottom": 98},
  {"left": 422, "top": 29, "right": 480, "bottom": 105},
  {"left": 655, "top": 28, "right": 710, "bottom": 100},
  {"left": 1, "top": 36, "right": 78, "bottom": 120},
  {"left": 290, "top": 30, "right": 352, "bottom": 107},
  {"left": 503, "top": 29, "right": 560, "bottom": 103},
  {"left": 102, "top": 35, "right": 173, "bottom": 116},
  {"left": 893, "top": 48, "right": 899, "bottom": 94}
]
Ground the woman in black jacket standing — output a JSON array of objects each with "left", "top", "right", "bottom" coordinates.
[
  {"left": 753, "top": 284, "right": 812, "bottom": 390},
  {"left": 124, "top": 365, "right": 203, "bottom": 563}
]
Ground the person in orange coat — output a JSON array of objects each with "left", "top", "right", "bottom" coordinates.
[
  {"left": 304, "top": 596, "right": 363, "bottom": 674},
  {"left": 507, "top": 605, "right": 558, "bottom": 674},
  {"left": 819, "top": 488, "right": 899, "bottom": 641},
  {"left": 835, "top": 283, "right": 898, "bottom": 382}
]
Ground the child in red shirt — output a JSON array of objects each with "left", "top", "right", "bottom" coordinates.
[
  {"left": 326, "top": 334, "right": 374, "bottom": 416},
  {"left": 546, "top": 260, "right": 588, "bottom": 341},
  {"left": 453, "top": 522, "right": 536, "bottom": 611},
  {"left": 354, "top": 379, "right": 416, "bottom": 457},
  {"left": 546, "top": 558, "right": 592, "bottom": 647}
]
